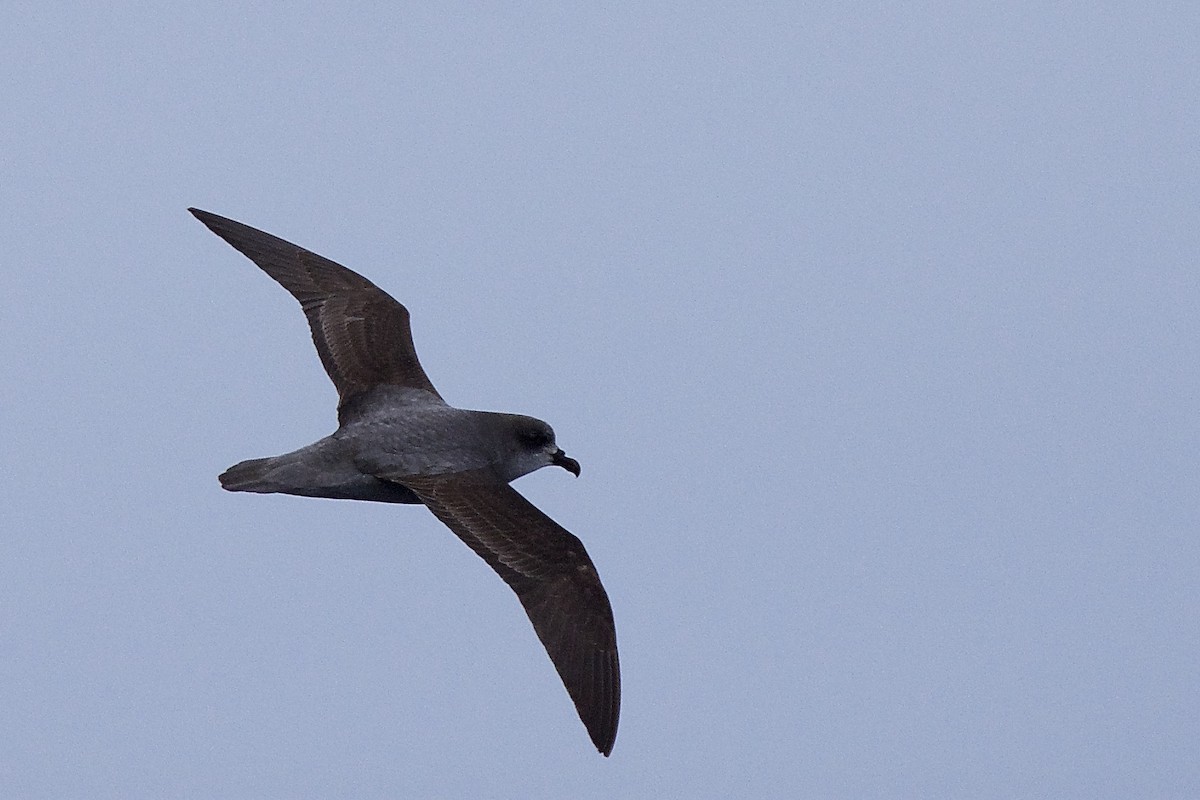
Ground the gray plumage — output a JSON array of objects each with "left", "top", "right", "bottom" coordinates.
[{"left": 190, "top": 208, "right": 619, "bottom": 756}]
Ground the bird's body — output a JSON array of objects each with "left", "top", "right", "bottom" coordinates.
[
  {"left": 191, "top": 209, "right": 619, "bottom": 755},
  {"left": 222, "top": 386, "right": 559, "bottom": 499}
]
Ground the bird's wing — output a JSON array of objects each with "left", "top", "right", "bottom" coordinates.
[
  {"left": 393, "top": 469, "right": 620, "bottom": 756},
  {"left": 190, "top": 209, "right": 442, "bottom": 420}
]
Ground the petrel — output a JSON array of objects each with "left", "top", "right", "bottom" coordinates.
[{"left": 190, "top": 208, "right": 619, "bottom": 756}]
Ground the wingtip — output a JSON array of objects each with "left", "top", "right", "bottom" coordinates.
[
  {"left": 593, "top": 725, "right": 617, "bottom": 757},
  {"left": 189, "top": 208, "right": 241, "bottom": 239},
  {"left": 587, "top": 703, "right": 618, "bottom": 756}
]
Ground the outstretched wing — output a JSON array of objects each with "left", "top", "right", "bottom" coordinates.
[
  {"left": 190, "top": 209, "right": 442, "bottom": 421},
  {"left": 395, "top": 470, "right": 620, "bottom": 756}
]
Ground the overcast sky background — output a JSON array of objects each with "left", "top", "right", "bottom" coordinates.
[{"left": 2, "top": 4, "right": 1198, "bottom": 798}]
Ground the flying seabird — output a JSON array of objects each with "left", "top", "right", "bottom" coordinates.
[{"left": 190, "top": 208, "right": 619, "bottom": 756}]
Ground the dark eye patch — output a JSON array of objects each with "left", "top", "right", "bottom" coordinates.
[{"left": 520, "top": 427, "right": 552, "bottom": 448}]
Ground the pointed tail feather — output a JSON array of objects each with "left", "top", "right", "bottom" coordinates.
[
  {"left": 218, "top": 457, "right": 279, "bottom": 493},
  {"left": 217, "top": 452, "right": 422, "bottom": 504}
]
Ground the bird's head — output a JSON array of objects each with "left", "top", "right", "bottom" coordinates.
[{"left": 503, "top": 415, "right": 580, "bottom": 480}]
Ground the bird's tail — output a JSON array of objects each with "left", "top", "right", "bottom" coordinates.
[
  {"left": 218, "top": 457, "right": 281, "bottom": 493},
  {"left": 217, "top": 446, "right": 421, "bottom": 504}
]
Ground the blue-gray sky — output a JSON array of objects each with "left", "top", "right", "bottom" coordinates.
[{"left": 3, "top": 4, "right": 1198, "bottom": 798}]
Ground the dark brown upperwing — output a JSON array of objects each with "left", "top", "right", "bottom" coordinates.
[
  {"left": 395, "top": 470, "right": 620, "bottom": 756},
  {"left": 190, "top": 209, "right": 442, "bottom": 420}
]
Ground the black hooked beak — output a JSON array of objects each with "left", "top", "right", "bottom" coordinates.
[{"left": 552, "top": 448, "right": 581, "bottom": 477}]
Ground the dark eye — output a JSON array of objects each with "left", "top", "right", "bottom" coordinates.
[{"left": 519, "top": 427, "right": 552, "bottom": 448}]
